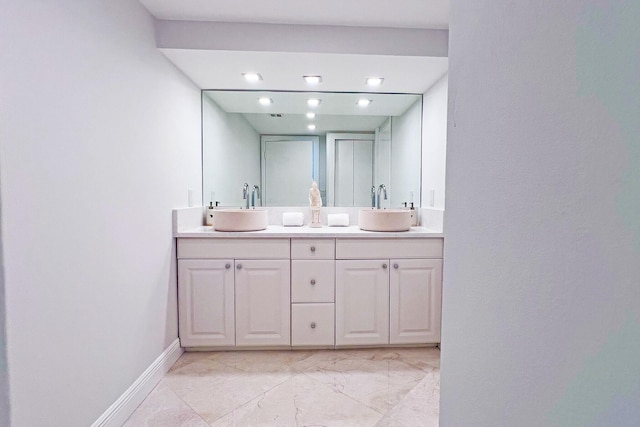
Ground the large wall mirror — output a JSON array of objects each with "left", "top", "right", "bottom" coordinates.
[{"left": 202, "top": 90, "right": 422, "bottom": 208}]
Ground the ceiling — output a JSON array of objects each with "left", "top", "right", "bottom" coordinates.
[
  {"left": 172, "top": 50, "right": 448, "bottom": 93},
  {"left": 205, "top": 91, "right": 421, "bottom": 134},
  {"left": 206, "top": 91, "right": 420, "bottom": 115},
  {"left": 138, "top": 0, "right": 449, "bottom": 29}
]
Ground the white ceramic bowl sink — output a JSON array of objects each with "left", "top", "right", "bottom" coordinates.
[
  {"left": 358, "top": 209, "right": 412, "bottom": 232},
  {"left": 213, "top": 209, "right": 268, "bottom": 232}
]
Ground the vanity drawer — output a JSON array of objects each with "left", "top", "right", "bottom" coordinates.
[
  {"left": 291, "top": 260, "right": 335, "bottom": 303},
  {"left": 177, "top": 238, "right": 290, "bottom": 259},
  {"left": 291, "top": 303, "right": 335, "bottom": 347},
  {"left": 336, "top": 238, "right": 443, "bottom": 259},
  {"left": 291, "top": 239, "right": 335, "bottom": 259}
]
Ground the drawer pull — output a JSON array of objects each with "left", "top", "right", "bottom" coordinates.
[
  {"left": 310, "top": 246, "right": 316, "bottom": 252},
  {"left": 393, "top": 263, "right": 399, "bottom": 269},
  {"left": 236, "top": 264, "right": 242, "bottom": 270},
  {"left": 310, "top": 279, "right": 316, "bottom": 285},
  {"left": 382, "top": 263, "right": 388, "bottom": 269},
  {"left": 225, "top": 263, "right": 231, "bottom": 269},
  {"left": 310, "top": 322, "right": 317, "bottom": 329}
]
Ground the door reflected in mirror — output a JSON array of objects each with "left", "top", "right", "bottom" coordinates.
[{"left": 202, "top": 90, "right": 422, "bottom": 208}]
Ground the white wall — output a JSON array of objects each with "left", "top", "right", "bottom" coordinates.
[
  {"left": 374, "top": 119, "right": 392, "bottom": 200},
  {"left": 442, "top": 1, "right": 640, "bottom": 425},
  {"left": 0, "top": 204, "right": 8, "bottom": 427},
  {"left": 318, "top": 135, "right": 327, "bottom": 199},
  {"left": 202, "top": 95, "right": 260, "bottom": 206},
  {"left": 0, "top": 1, "right": 201, "bottom": 425},
  {"left": 391, "top": 100, "right": 421, "bottom": 207},
  {"left": 156, "top": 20, "right": 449, "bottom": 58},
  {"left": 421, "top": 73, "right": 448, "bottom": 209}
]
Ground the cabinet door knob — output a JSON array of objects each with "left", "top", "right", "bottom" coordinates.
[
  {"left": 236, "top": 264, "right": 242, "bottom": 270},
  {"left": 382, "top": 263, "right": 388, "bottom": 269},
  {"left": 393, "top": 263, "right": 399, "bottom": 269},
  {"left": 310, "top": 322, "right": 317, "bottom": 329},
  {"left": 310, "top": 246, "right": 316, "bottom": 252},
  {"left": 310, "top": 279, "right": 316, "bottom": 285},
  {"left": 225, "top": 263, "right": 231, "bottom": 269}
]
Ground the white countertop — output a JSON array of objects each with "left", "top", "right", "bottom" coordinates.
[{"left": 175, "top": 225, "right": 444, "bottom": 238}]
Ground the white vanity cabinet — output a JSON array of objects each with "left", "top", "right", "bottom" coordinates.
[
  {"left": 178, "top": 259, "right": 235, "bottom": 347},
  {"left": 335, "top": 259, "right": 390, "bottom": 346},
  {"left": 290, "top": 239, "right": 335, "bottom": 347},
  {"left": 176, "top": 233, "right": 443, "bottom": 350},
  {"left": 389, "top": 258, "right": 442, "bottom": 344},
  {"left": 177, "top": 238, "right": 290, "bottom": 348},
  {"left": 235, "top": 259, "right": 291, "bottom": 346},
  {"left": 335, "top": 238, "right": 443, "bottom": 346}
]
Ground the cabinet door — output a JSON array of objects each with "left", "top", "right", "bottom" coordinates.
[
  {"left": 389, "top": 259, "right": 442, "bottom": 344},
  {"left": 336, "top": 260, "right": 389, "bottom": 346},
  {"left": 178, "top": 259, "right": 235, "bottom": 347},
  {"left": 235, "top": 259, "right": 291, "bottom": 346}
]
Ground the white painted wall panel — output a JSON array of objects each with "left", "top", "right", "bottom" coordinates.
[
  {"left": 421, "top": 73, "right": 448, "bottom": 209},
  {"left": 202, "top": 95, "right": 260, "bottom": 207},
  {"left": 0, "top": 1, "right": 201, "bottom": 425},
  {"left": 391, "top": 100, "right": 421, "bottom": 207},
  {"left": 442, "top": 1, "right": 640, "bottom": 425}
]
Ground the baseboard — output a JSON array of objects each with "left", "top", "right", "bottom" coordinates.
[{"left": 91, "top": 339, "right": 183, "bottom": 427}]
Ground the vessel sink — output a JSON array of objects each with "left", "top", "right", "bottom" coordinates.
[
  {"left": 358, "top": 209, "right": 412, "bottom": 232},
  {"left": 213, "top": 209, "right": 268, "bottom": 232}
]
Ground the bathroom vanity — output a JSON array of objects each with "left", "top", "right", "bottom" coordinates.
[{"left": 175, "top": 224, "right": 443, "bottom": 351}]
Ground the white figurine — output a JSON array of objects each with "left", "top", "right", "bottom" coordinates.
[
  {"left": 309, "top": 181, "right": 322, "bottom": 227},
  {"left": 309, "top": 181, "right": 323, "bottom": 208}
]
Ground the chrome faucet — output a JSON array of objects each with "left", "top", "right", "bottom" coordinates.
[
  {"left": 242, "top": 183, "right": 250, "bottom": 209},
  {"left": 251, "top": 185, "right": 261, "bottom": 208},
  {"left": 376, "top": 184, "right": 387, "bottom": 209}
]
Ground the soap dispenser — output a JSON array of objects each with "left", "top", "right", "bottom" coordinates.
[
  {"left": 409, "top": 203, "right": 418, "bottom": 226},
  {"left": 206, "top": 201, "right": 215, "bottom": 226}
]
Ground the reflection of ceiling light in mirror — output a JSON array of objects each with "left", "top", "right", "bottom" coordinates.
[
  {"left": 366, "top": 77, "right": 384, "bottom": 86},
  {"left": 308, "top": 124, "right": 316, "bottom": 130},
  {"left": 258, "top": 97, "right": 273, "bottom": 106},
  {"left": 306, "top": 112, "right": 316, "bottom": 119},
  {"left": 357, "top": 99, "right": 372, "bottom": 107},
  {"left": 303, "top": 75, "right": 322, "bottom": 84},
  {"left": 307, "top": 98, "right": 321, "bottom": 107},
  {"left": 243, "top": 72, "right": 263, "bottom": 82}
]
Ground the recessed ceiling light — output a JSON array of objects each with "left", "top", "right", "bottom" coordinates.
[
  {"left": 366, "top": 77, "right": 384, "bottom": 86},
  {"left": 242, "top": 72, "right": 263, "bottom": 82},
  {"left": 306, "top": 112, "right": 316, "bottom": 119},
  {"left": 307, "top": 98, "right": 321, "bottom": 107},
  {"left": 357, "top": 99, "right": 372, "bottom": 107},
  {"left": 303, "top": 75, "right": 322, "bottom": 84},
  {"left": 258, "top": 97, "right": 273, "bottom": 106},
  {"left": 308, "top": 124, "right": 317, "bottom": 130}
]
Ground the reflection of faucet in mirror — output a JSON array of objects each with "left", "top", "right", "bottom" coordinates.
[
  {"left": 376, "top": 184, "right": 388, "bottom": 209},
  {"left": 251, "top": 185, "right": 261, "bottom": 208},
  {"left": 371, "top": 186, "right": 376, "bottom": 208},
  {"left": 242, "top": 183, "right": 250, "bottom": 209}
]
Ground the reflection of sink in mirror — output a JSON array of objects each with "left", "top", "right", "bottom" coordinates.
[
  {"left": 202, "top": 91, "right": 422, "bottom": 208},
  {"left": 358, "top": 209, "right": 412, "bottom": 232},
  {"left": 213, "top": 209, "right": 268, "bottom": 232}
]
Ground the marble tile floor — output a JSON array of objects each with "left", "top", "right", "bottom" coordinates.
[{"left": 124, "top": 347, "right": 440, "bottom": 427}]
